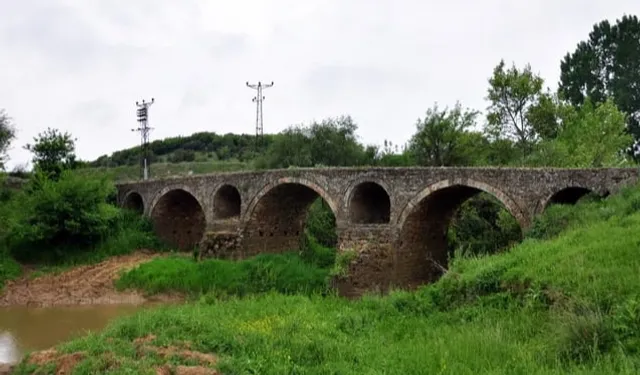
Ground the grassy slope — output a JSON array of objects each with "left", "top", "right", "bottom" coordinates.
[
  {"left": 13, "top": 185, "right": 640, "bottom": 374},
  {"left": 76, "top": 160, "right": 251, "bottom": 181}
]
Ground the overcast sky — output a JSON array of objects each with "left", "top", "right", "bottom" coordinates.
[{"left": 1, "top": 1, "right": 638, "bottom": 169}]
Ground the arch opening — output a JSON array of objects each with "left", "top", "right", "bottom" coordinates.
[
  {"left": 396, "top": 185, "right": 522, "bottom": 289},
  {"left": 244, "top": 183, "right": 337, "bottom": 257},
  {"left": 349, "top": 182, "right": 391, "bottom": 224},
  {"left": 546, "top": 187, "right": 603, "bottom": 208},
  {"left": 122, "top": 192, "right": 144, "bottom": 214},
  {"left": 213, "top": 184, "right": 241, "bottom": 219},
  {"left": 150, "top": 189, "right": 206, "bottom": 251}
]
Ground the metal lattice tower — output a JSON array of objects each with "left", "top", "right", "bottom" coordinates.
[
  {"left": 132, "top": 98, "right": 155, "bottom": 180},
  {"left": 246, "top": 81, "right": 274, "bottom": 147}
]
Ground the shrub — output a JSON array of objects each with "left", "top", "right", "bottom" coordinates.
[{"left": 7, "top": 171, "right": 122, "bottom": 263}]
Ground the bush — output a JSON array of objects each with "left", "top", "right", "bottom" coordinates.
[{"left": 5, "top": 171, "right": 148, "bottom": 263}]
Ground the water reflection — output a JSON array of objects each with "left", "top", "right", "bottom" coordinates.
[
  {"left": 0, "top": 333, "right": 18, "bottom": 364},
  {"left": 0, "top": 304, "right": 146, "bottom": 364}
]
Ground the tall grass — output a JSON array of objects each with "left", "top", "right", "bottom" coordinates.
[
  {"left": 0, "top": 248, "right": 20, "bottom": 290},
  {"left": 117, "top": 233, "right": 336, "bottom": 297}
]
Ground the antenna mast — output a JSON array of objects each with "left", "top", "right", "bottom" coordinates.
[
  {"left": 246, "top": 81, "right": 274, "bottom": 149},
  {"left": 132, "top": 98, "right": 155, "bottom": 180}
]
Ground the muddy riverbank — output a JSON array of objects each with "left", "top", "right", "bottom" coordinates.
[
  {"left": 0, "top": 251, "right": 182, "bottom": 307},
  {"left": 0, "top": 251, "right": 185, "bottom": 372}
]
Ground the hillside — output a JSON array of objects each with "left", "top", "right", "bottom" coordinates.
[
  {"left": 11, "top": 182, "right": 640, "bottom": 374},
  {"left": 89, "top": 132, "right": 273, "bottom": 169}
]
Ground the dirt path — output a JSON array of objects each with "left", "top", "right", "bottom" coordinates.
[{"left": 0, "top": 251, "right": 178, "bottom": 307}]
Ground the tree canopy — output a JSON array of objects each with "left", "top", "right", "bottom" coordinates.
[
  {"left": 0, "top": 109, "right": 16, "bottom": 171},
  {"left": 558, "top": 14, "right": 640, "bottom": 152}
]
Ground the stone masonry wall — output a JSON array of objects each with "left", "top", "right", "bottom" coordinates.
[{"left": 116, "top": 167, "right": 640, "bottom": 295}]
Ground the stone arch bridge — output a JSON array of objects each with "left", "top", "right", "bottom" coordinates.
[{"left": 116, "top": 167, "right": 638, "bottom": 296}]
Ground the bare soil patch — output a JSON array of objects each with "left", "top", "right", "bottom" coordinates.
[
  {"left": 27, "top": 349, "right": 85, "bottom": 374},
  {"left": 0, "top": 251, "right": 182, "bottom": 307}
]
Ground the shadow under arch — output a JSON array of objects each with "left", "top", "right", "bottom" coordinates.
[
  {"left": 122, "top": 190, "right": 144, "bottom": 214},
  {"left": 212, "top": 183, "right": 242, "bottom": 219},
  {"left": 346, "top": 180, "right": 391, "bottom": 224},
  {"left": 394, "top": 178, "right": 525, "bottom": 289},
  {"left": 539, "top": 186, "right": 607, "bottom": 214},
  {"left": 242, "top": 177, "right": 338, "bottom": 255},
  {"left": 149, "top": 186, "right": 206, "bottom": 251}
]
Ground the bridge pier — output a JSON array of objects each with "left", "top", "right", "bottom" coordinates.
[{"left": 333, "top": 224, "right": 397, "bottom": 297}]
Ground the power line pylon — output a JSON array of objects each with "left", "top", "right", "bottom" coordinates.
[
  {"left": 246, "top": 81, "right": 274, "bottom": 149},
  {"left": 132, "top": 98, "right": 155, "bottom": 180}
]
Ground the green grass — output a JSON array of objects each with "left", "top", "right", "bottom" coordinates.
[
  {"left": 12, "top": 184, "right": 640, "bottom": 374},
  {"left": 75, "top": 160, "right": 251, "bottom": 182},
  {"left": 0, "top": 249, "right": 20, "bottom": 290},
  {"left": 116, "top": 252, "right": 333, "bottom": 298}
]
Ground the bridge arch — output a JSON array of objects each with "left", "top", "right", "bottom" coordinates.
[
  {"left": 212, "top": 183, "right": 242, "bottom": 219},
  {"left": 149, "top": 185, "right": 206, "bottom": 251},
  {"left": 121, "top": 190, "right": 145, "bottom": 214},
  {"left": 537, "top": 186, "right": 608, "bottom": 214},
  {"left": 242, "top": 177, "right": 338, "bottom": 255},
  {"left": 394, "top": 178, "right": 525, "bottom": 288},
  {"left": 344, "top": 178, "right": 392, "bottom": 224}
]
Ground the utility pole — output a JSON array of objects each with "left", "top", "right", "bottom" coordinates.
[
  {"left": 246, "top": 81, "right": 274, "bottom": 150},
  {"left": 132, "top": 98, "right": 155, "bottom": 180}
]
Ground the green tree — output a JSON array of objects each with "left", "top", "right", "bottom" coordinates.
[
  {"left": 307, "top": 116, "right": 366, "bottom": 166},
  {"left": 485, "top": 60, "right": 553, "bottom": 159},
  {"left": 527, "top": 98, "right": 633, "bottom": 167},
  {"left": 408, "top": 102, "right": 478, "bottom": 166},
  {"left": 24, "top": 128, "right": 77, "bottom": 180},
  {"left": 0, "top": 109, "right": 16, "bottom": 170},
  {"left": 259, "top": 116, "right": 369, "bottom": 169},
  {"left": 258, "top": 126, "right": 313, "bottom": 169},
  {"left": 558, "top": 15, "right": 640, "bottom": 147}
]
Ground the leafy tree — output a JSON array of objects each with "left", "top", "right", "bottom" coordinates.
[
  {"left": 25, "top": 127, "right": 77, "bottom": 180},
  {"left": 168, "top": 149, "right": 196, "bottom": 163},
  {"left": 258, "top": 126, "right": 313, "bottom": 169},
  {"left": 558, "top": 15, "right": 640, "bottom": 145},
  {"left": 408, "top": 102, "right": 479, "bottom": 166},
  {"left": 0, "top": 109, "right": 16, "bottom": 170},
  {"left": 259, "top": 116, "right": 370, "bottom": 169},
  {"left": 485, "top": 60, "right": 554, "bottom": 159},
  {"left": 307, "top": 116, "right": 367, "bottom": 166},
  {"left": 526, "top": 98, "right": 633, "bottom": 167}
]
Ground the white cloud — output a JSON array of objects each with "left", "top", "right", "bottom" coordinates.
[{"left": 0, "top": 0, "right": 638, "bottom": 169}]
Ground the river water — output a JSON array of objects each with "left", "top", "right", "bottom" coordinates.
[{"left": 0, "top": 304, "right": 146, "bottom": 365}]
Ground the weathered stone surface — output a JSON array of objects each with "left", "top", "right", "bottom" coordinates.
[
  {"left": 198, "top": 231, "right": 243, "bottom": 260},
  {"left": 115, "top": 167, "right": 640, "bottom": 295}
]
